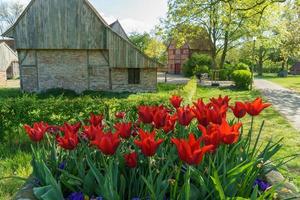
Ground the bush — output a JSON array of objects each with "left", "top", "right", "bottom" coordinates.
[
  {"left": 183, "top": 53, "right": 212, "bottom": 77},
  {"left": 232, "top": 70, "right": 252, "bottom": 90},
  {"left": 193, "top": 65, "right": 209, "bottom": 76},
  {"left": 236, "top": 62, "right": 250, "bottom": 71}
]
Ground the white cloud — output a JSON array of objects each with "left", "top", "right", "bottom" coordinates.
[{"left": 99, "top": 12, "right": 153, "bottom": 34}]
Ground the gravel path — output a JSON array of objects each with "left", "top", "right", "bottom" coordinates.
[{"left": 254, "top": 79, "right": 300, "bottom": 130}]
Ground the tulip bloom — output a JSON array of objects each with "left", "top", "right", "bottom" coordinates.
[
  {"left": 89, "top": 113, "right": 104, "bottom": 127},
  {"left": 82, "top": 125, "right": 103, "bottom": 141},
  {"left": 114, "top": 122, "right": 132, "bottom": 139},
  {"left": 56, "top": 124, "right": 79, "bottom": 150},
  {"left": 210, "top": 95, "right": 231, "bottom": 108},
  {"left": 162, "top": 114, "right": 177, "bottom": 134},
  {"left": 219, "top": 120, "right": 242, "bottom": 145},
  {"left": 177, "top": 106, "right": 194, "bottom": 126},
  {"left": 91, "top": 132, "right": 120, "bottom": 156},
  {"left": 152, "top": 106, "right": 168, "bottom": 129},
  {"left": 115, "top": 112, "right": 126, "bottom": 119},
  {"left": 192, "top": 99, "right": 209, "bottom": 127},
  {"left": 245, "top": 98, "right": 271, "bottom": 116},
  {"left": 134, "top": 129, "right": 164, "bottom": 157},
  {"left": 60, "top": 122, "right": 81, "bottom": 133},
  {"left": 24, "top": 122, "right": 48, "bottom": 142},
  {"left": 230, "top": 102, "right": 247, "bottom": 119},
  {"left": 171, "top": 133, "right": 214, "bottom": 165},
  {"left": 138, "top": 106, "right": 154, "bottom": 124},
  {"left": 170, "top": 95, "right": 183, "bottom": 109},
  {"left": 198, "top": 124, "right": 222, "bottom": 149},
  {"left": 206, "top": 105, "right": 227, "bottom": 125},
  {"left": 124, "top": 152, "right": 138, "bottom": 168}
]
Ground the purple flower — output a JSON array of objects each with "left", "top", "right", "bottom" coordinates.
[
  {"left": 254, "top": 179, "right": 271, "bottom": 191},
  {"left": 67, "top": 192, "right": 84, "bottom": 200}
]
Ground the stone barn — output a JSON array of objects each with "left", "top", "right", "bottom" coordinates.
[
  {"left": 2, "top": 0, "right": 162, "bottom": 93},
  {"left": 0, "top": 42, "right": 19, "bottom": 86}
]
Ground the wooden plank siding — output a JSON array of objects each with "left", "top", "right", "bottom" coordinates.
[
  {"left": 107, "top": 29, "right": 159, "bottom": 68},
  {"left": 3, "top": 0, "right": 162, "bottom": 69},
  {"left": 4, "top": 0, "right": 107, "bottom": 50}
]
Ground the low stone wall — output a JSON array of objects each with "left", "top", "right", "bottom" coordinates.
[{"left": 0, "top": 71, "right": 7, "bottom": 87}]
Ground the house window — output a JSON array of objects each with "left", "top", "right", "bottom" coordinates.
[
  {"left": 128, "top": 68, "right": 140, "bottom": 84},
  {"left": 173, "top": 49, "right": 176, "bottom": 55}
]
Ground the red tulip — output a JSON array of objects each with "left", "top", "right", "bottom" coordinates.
[
  {"left": 56, "top": 123, "right": 79, "bottom": 150},
  {"left": 115, "top": 112, "right": 126, "bottom": 119},
  {"left": 210, "top": 95, "right": 231, "bottom": 108},
  {"left": 229, "top": 102, "right": 247, "bottom": 119},
  {"left": 134, "top": 129, "right": 164, "bottom": 157},
  {"left": 89, "top": 113, "right": 104, "bottom": 127},
  {"left": 124, "top": 152, "right": 138, "bottom": 168},
  {"left": 219, "top": 120, "right": 242, "bottom": 145},
  {"left": 171, "top": 133, "right": 214, "bottom": 165},
  {"left": 177, "top": 106, "right": 195, "bottom": 126},
  {"left": 82, "top": 125, "right": 103, "bottom": 141},
  {"left": 162, "top": 114, "right": 177, "bottom": 134},
  {"left": 60, "top": 122, "right": 81, "bottom": 133},
  {"left": 198, "top": 124, "right": 222, "bottom": 149},
  {"left": 170, "top": 95, "right": 183, "bottom": 109},
  {"left": 91, "top": 131, "right": 120, "bottom": 156},
  {"left": 114, "top": 122, "right": 132, "bottom": 139},
  {"left": 245, "top": 98, "right": 271, "bottom": 116},
  {"left": 152, "top": 106, "right": 168, "bottom": 129},
  {"left": 206, "top": 104, "right": 227, "bottom": 125},
  {"left": 192, "top": 99, "right": 209, "bottom": 127},
  {"left": 138, "top": 106, "right": 154, "bottom": 124},
  {"left": 24, "top": 122, "right": 48, "bottom": 142}
]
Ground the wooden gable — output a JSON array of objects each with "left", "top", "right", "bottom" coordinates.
[{"left": 3, "top": 0, "right": 107, "bottom": 49}]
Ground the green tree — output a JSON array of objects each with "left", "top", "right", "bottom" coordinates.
[
  {"left": 163, "top": 0, "right": 284, "bottom": 69},
  {"left": 129, "top": 32, "right": 152, "bottom": 52},
  {"left": 129, "top": 32, "right": 167, "bottom": 64}
]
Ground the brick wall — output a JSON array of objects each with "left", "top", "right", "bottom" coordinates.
[
  {"left": 18, "top": 50, "right": 157, "bottom": 93},
  {"left": 111, "top": 68, "right": 157, "bottom": 93}
]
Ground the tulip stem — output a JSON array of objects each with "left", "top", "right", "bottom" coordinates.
[
  {"left": 247, "top": 116, "right": 254, "bottom": 153},
  {"left": 185, "top": 165, "right": 191, "bottom": 200},
  {"left": 172, "top": 161, "right": 182, "bottom": 199}
]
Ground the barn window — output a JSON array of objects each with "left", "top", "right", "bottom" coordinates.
[{"left": 128, "top": 68, "right": 140, "bottom": 84}]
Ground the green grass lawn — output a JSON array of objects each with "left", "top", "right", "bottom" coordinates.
[
  {"left": 257, "top": 73, "right": 300, "bottom": 92},
  {"left": 0, "top": 83, "right": 299, "bottom": 199}
]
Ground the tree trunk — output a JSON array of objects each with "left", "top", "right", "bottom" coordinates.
[
  {"left": 220, "top": 31, "right": 229, "bottom": 69},
  {"left": 257, "top": 46, "right": 264, "bottom": 76}
]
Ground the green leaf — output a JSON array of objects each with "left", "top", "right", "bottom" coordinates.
[{"left": 211, "top": 169, "right": 226, "bottom": 200}]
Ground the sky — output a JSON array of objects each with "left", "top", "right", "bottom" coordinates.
[{"left": 3, "top": 0, "right": 168, "bottom": 34}]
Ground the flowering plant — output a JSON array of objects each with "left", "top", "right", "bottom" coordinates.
[{"left": 24, "top": 95, "right": 286, "bottom": 200}]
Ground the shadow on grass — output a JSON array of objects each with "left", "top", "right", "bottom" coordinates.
[{"left": 0, "top": 83, "right": 180, "bottom": 100}]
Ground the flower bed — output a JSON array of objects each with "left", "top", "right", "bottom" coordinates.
[{"left": 20, "top": 94, "right": 294, "bottom": 199}]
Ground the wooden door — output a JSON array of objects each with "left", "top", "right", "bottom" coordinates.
[{"left": 175, "top": 63, "right": 180, "bottom": 74}]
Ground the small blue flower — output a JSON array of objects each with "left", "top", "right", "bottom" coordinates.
[
  {"left": 67, "top": 192, "right": 84, "bottom": 200},
  {"left": 91, "top": 196, "right": 103, "bottom": 200},
  {"left": 59, "top": 161, "right": 66, "bottom": 170},
  {"left": 254, "top": 179, "right": 271, "bottom": 191}
]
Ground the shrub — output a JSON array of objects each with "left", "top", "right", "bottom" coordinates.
[
  {"left": 236, "top": 62, "right": 250, "bottom": 71},
  {"left": 232, "top": 70, "right": 252, "bottom": 90},
  {"left": 183, "top": 53, "right": 212, "bottom": 77},
  {"left": 219, "top": 69, "right": 230, "bottom": 81},
  {"left": 193, "top": 65, "right": 209, "bottom": 76}
]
